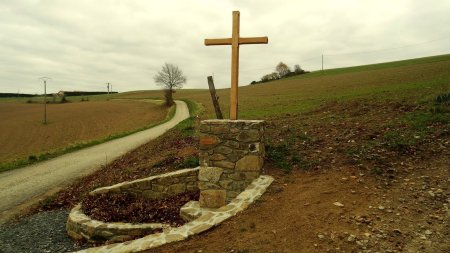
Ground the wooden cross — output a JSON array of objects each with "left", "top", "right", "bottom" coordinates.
[{"left": 205, "top": 11, "right": 268, "bottom": 120}]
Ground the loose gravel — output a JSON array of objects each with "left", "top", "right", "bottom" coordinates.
[{"left": 0, "top": 209, "right": 88, "bottom": 253}]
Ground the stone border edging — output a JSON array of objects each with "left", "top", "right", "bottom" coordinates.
[
  {"left": 66, "top": 168, "right": 200, "bottom": 242},
  {"left": 73, "top": 175, "right": 274, "bottom": 253},
  {"left": 66, "top": 205, "right": 168, "bottom": 243}
]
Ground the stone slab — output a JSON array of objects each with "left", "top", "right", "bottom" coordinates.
[
  {"left": 199, "top": 190, "right": 226, "bottom": 208},
  {"left": 198, "top": 167, "right": 223, "bottom": 183}
]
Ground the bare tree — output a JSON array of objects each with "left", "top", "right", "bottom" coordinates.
[
  {"left": 154, "top": 63, "right": 186, "bottom": 106},
  {"left": 294, "top": 64, "right": 305, "bottom": 74},
  {"left": 261, "top": 72, "right": 280, "bottom": 82},
  {"left": 276, "top": 62, "right": 291, "bottom": 77},
  {"left": 261, "top": 74, "right": 270, "bottom": 82},
  {"left": 269, "top": 72, "right": 280, "bottom": 80}
]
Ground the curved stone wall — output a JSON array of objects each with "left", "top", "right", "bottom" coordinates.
[
  {"left": 67, "top": 168, "right": 199, "bottom": 242},
  {"left": 66, "top": 205, "right": 168, "bottom": 243},
  {"left": 90, "top": 167, "right": 199, "bottom": 199}
]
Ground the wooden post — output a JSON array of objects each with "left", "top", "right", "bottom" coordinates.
[
  {"left": 44, "top": 80, "right": 47, "bottom": 124},
  {"left": 207, "top": 76, "right": 223, "bottom": 119}
]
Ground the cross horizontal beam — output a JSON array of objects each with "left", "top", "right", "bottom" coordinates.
[
  {"left": 205, "top": 36, "right": 268, "bottom": 46},
  {"left": 239, "top": 37, "right": 268, "bottom": 45},
  {"left": 204, "top": 38, "right": 231, "bottom": 46}
]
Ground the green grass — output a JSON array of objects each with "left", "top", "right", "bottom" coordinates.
[
  {"left": 174, "top": 99, "right": 203, "bottom": 136},
  {"left": 0, "top": 103, "right": 176, "bottom": 173},
  {"left": 89, "top": 55, "right": 450, "bottom": 121},
  {"left": 162, "top": 54, "right": 450, "bottom": 119},
  {"left": 379, "top": 91, "right": 450, "bottom": 153},
  {"left": 177, "top": 156, "right": 199, "bottom": 169},
  {"left": 288, "top": 54, "right": 450, "bottom": 80}
]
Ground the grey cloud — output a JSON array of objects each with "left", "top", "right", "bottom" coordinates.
[{"left": 0, "top": 0, "right": 449, "bottom": 94}]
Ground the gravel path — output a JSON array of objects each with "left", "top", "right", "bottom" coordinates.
[
  {"left": 0, "top": 101, "right": 189, "bottom": 217},
  {"left": 0, "top": 210, "right": 87, "bottom": 253}
]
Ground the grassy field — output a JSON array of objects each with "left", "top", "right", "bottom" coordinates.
[
  {"left": 0, "top": 100, "right": 170, "bottom": 168},
  {"left": 117, "top": 54, "right": 450, "bottom": 119}
]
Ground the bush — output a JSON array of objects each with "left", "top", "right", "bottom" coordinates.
[
  {"left": 294, "top": 64, "right": 306, "bottom": 75},
  {"left": 383, "top": 130, "right": 419, "bottom": 153},
  {"left": 266, "top": 142, "right": 292, "bottom": 173},
  {"left": 60, "top": 95, "right": 68, "bottom": 103},
  {"left": 28, "top": 155, "right": 38, "bottom": 162},
  {"left": 431, "top": 92, "right": 450, "bottom": 114},
  {"left": 435, "top": 92, "right": 450, "bottom": 105},
  {"left": 177, "top": 156, "right": 199, "bottom": 169}
]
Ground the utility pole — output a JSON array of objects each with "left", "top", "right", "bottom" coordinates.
[
  {"left": 322, "top": 54, "right": 324, "bottom": 71},
  {"left": 106, "top": 82, "right": 110, "bottom": 94},
  {"left": 39, "top": 77, "right": 51, "bottom": 124}
]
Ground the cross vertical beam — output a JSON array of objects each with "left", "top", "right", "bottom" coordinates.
[
  {"left": 230, "top": 11, "right": 240, "bottom": 120},
  {"left": 204, "top": 11, "right": 268, "bottom": 120}
]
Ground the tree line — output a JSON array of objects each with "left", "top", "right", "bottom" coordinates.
[{"left": 251, "top": 62, "right": 309, "bottom": 85}]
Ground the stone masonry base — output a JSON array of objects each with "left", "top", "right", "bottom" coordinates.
[{"left": 198, "top": 120, "right": 265, "bottom": 208}]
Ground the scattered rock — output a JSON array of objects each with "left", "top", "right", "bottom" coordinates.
[{"left": 347, "top": 234, "right": 356, "bottom": 242}]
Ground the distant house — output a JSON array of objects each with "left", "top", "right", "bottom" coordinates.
[{"left": 57, "top": 91, "right": 118, "bottom": 96}]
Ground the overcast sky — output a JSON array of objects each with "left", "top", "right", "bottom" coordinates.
[{"left": 0, "top": 0, "right": 449, "bottom": 94}]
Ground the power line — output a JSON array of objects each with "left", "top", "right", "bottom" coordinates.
[{"left": 324, "top": 36, "right": 450, "bottom": 56}]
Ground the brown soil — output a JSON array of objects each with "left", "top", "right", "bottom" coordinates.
[
  {"left": 32, "top": 130, "right": 198, "bottom": 213},
  {"left": 147, "top": 161, "right": 448, "bottom": 253},
  {"left": 0, "top": 100, "right": 168, "bottom": 163},
  {"left": 82, "top": 191, "right": 199, "bottom": 226},
  {"left": 144, "top": 99, "right": 449, "bottom": 253},
  {"left": 24, "top": 97, "right": 449, "bottom": 252}
]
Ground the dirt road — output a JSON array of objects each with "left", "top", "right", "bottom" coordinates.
[{"left": 0, "top": 100, "right": 189, "bottom": 218}]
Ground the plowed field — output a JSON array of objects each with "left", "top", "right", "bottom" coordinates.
[{"left": 0, "top": 100, "right": 168, "bottom": 163}]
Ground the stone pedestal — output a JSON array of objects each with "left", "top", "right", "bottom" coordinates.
[{"left": 198, "top": 120, "right": 265, "bottom": 208}]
